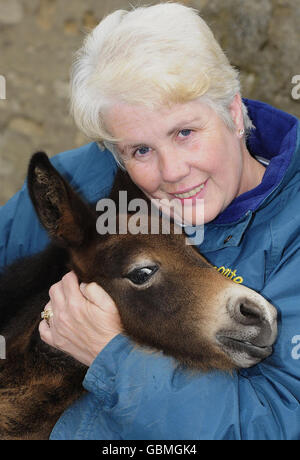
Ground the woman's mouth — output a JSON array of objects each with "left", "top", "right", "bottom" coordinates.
[{"left": 171, "top": 180, "right": 208, "bottom": 201}]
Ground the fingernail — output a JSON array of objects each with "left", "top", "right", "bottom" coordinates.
[{"left": 80, "top": 282, "right": 87, "bottom": 292}]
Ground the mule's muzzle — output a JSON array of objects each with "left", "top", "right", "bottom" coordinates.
[{"left": 217, "top": 292, "right": 278, "bottom": 368}]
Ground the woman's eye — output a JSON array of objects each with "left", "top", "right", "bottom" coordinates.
[
  {"left": 178, "top": 129, "right": 192, "bottom": 138},
  {"left": 135, "top": 146, "right": 150, "bottom": 156}
]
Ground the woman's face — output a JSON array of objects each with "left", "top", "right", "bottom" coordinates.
[{"left": 105, "top": 97, "right": 262, "bottom": 225}]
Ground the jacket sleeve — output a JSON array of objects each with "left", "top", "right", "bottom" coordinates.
[
  {"left": 0, "top": 143, "right": 117, "bottom": 271},
  {"left": 0, "top": 182, "right": 49, "bottom": 270},
  {"left": 56, "top": 233, "right": 300, "bottom": 440},
  {"left": 51, "top": 334, "right": 243, "bottom": 440}
]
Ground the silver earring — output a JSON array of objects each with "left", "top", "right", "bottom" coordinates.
[{"left": 239, "top": 129, "right": 245, "bottom": 137}]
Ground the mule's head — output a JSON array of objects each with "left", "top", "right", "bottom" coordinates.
[{"left": 28, "top": 152, "right": 277, "bottom": 371}]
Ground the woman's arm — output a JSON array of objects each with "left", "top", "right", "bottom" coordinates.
[{"left": 0, "top": 182, "right": 49, "bottom": 270}]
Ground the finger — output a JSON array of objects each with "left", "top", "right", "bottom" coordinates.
[
  {"left": 80, "top": 282, "right": 118, "bottom": 312},
  {"left": 39, "top": 319, "right": 54, "bottom": 346},
  {"left": 43, "top": 300, "right": 52, "bottom": 311},
  {"left": 61, "top": 271, "right": 86, "bottom": 307},
  {"left": 48, "top": 280, "right": 66, "bottom": 306}
]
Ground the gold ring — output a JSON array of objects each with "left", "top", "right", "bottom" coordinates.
[{"left": 41, "top": 308, "right": 53, "bottom": 328}]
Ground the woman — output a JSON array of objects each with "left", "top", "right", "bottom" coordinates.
[{"left": 1, "top": 3, "right": 300, "bottom": 440}]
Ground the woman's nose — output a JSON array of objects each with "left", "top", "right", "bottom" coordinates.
[{"left": 159, "top": 148, "right": 190, "bottom": 183}]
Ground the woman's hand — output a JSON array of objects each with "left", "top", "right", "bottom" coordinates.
[{"left": 39, "top": 271, "right": 123, "bottom": 366}]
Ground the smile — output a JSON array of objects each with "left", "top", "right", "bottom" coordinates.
[{"left": 172, "top": 183, "right": 205, "bottom": 199}]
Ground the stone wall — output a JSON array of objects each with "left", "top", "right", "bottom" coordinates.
[{"left": 0, "top": 0, "right": 299, "bottom": 205}]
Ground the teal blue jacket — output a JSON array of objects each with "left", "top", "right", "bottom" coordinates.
[{"left": 1, "top": 100, "right": 300, "bottom": 440}]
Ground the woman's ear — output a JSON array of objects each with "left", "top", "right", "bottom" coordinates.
[{"left": 229, "top": 93, "right": 244, "bottom": 133}]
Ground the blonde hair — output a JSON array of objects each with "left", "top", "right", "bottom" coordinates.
[{"left": 70, "top": 2, "right": 253, "bottom": 161}]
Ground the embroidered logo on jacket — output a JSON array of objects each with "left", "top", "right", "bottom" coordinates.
[{"left": 214, "top": 265, "right": 244, "bottom": 284}]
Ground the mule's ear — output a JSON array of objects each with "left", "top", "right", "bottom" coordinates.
[{"left": 28, "top": 152, "right": 95, "bottom": 247}]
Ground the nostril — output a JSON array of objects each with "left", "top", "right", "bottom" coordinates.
[
  {"left": 240, "top": 303, "right": 261, "bottom": 321},
  {"left": 224, "top": 293, "right": 277, "bottom": 348},
  {"left": 228, "top": 298, "right": 265, "bottom": 326}
]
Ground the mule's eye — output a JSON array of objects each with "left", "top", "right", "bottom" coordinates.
[{"left": 126, "top": 266, "right": 158, "bottom": 285}]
